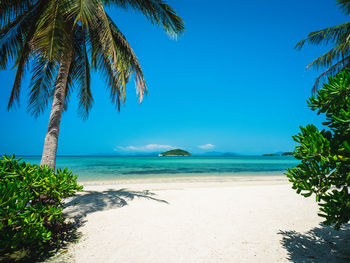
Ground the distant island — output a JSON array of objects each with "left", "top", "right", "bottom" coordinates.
[
  {"left": 158, "top": 149, "right": 191, "bottom": 156},
  {"left": 262, "top": 152, "right": 294, "bottom": 157}
]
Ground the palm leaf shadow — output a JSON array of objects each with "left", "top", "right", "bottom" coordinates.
[{"left": 63, "top": 188, "right": 168, "bottom": 221}]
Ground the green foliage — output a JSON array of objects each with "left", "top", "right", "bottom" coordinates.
[
  {"left": 160, "top": 149, "right": 191, "bottom": 156},
  {"left": 1, "top": 0, "right": 184, "bottom": 117},
  {"left": 295, "top": 1, "right": 350, "bottom": 91},
  {"left": 286, "top": 69, "right": 350, "bottom": 229},
  {"left": 0, "top": 155, "right": 83, "bottom": 257}
]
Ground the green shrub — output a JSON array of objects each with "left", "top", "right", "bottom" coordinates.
[
  {"left": 286, "top": 69, "right": 350, "bottom": 229},
  {"left": 0, "top": 155, "right": 83, "bottom": 257}
]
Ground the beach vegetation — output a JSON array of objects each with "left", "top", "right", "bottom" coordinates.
[
  {"left": 296, "top": 0, "right": 350, "bottom": 91},
  {"left": 286, "top": 69, "right": 350, "bottom": 229},
  {"left": 1, "top": 0, "right": 184, "bottom": 170},
  {"left": 0, "top": 155, "right": 83, "bottom": 261}
]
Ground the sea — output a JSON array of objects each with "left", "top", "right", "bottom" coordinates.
[{"left": 19, "top": 156, "right": 298, "bottom": 181}]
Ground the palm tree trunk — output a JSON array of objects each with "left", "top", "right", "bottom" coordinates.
[{"left": 40, "top": 54, "right": 72, "bottom": 170}]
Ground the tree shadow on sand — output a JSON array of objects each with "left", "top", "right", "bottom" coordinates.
[
  {"left": 63, "top": 188, "right": 168, "bottom": 222},
  {"left": 24, "top": 189, "right": 168, "bottom": 263},
  {"left": 279, "top": 224, "right": 350, "bottom": 263},
  {"left": 0, "top": 189, "right": 163, "bottom": 262}
]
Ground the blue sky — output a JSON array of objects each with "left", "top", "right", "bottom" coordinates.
[{"left": 0, "top": 0, "right": 347, "bottom": 155}]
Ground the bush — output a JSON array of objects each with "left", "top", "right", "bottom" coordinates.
[
  {"left": 285, "top": 69, "right": 350, "bottom": 230},
  {"left": 0, "top": 155, "right": 83, "bottom": 258}
]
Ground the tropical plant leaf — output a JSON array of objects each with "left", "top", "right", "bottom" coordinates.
[
  {"left": 7, "top": 2, "right": 47, "bottom": 109},
  {"left": 312, "top": 56, "right": 350, "bottom": 92},
  {"left": 32, "top": 0, "right": 71, "bottom": 62},
  {"left": 2, "top": 0, "right": 184, "bottom": 118},
  {"left": 70, "top": 25, "right": 93, "bottom": 118},
  {"left": 103, "top": 0, "right": 184, "bottom": 38},
  {"left": 0, "top": 3, "right": 40, "bottom": 69},
  {"left": 296, "top": 2, "right": 350, "bottom": 90},
  {"left": 337, "top": 0, "right": 350, "bottom": 15},
  {"left": 27, "top": 54, "right": 58, "bottom": 117},
  {"left": 295, "top": 22, "right": 350, "bottom": 50},
  {"left": 0, "top": 0, "right": 32, "bottom": 27}
]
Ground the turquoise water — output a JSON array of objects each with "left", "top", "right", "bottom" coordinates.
[{"left": 20, "top": 156, "right": 298, "bottom": 181}]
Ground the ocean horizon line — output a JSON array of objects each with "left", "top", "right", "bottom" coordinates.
[
  {"left": 17, "top": 155, "right": 297, "bottom": 181},
  {"left": 8, "top": 154, "right": 294, "bottom": 158}
]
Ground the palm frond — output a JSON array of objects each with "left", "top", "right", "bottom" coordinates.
[
  {"left": 337, "top": 0, "right": 350, "bottom": 15},
  {"left": 307, "top": 42, "right": 350, "bottom": 69},
  {"left": 79, "top": 47, "right": 93, "bottom": 119},
  {"left": 0, "top": 0, "right": 32, "bottom": 27},
  {"left": 63, "top": 0, "right": 100, "bottom": 28},
  {"left": 90, "top": 23, "right": 126, "bottom": 111},
  {"left": 89, "top": 4, "right": 148, "bottom": 105},
  {"left": 2, "top": 0, "right": 184, "bottom": 120},
  {"left": 27, "top": 54, "right": 58, "bottom": 117},
  {"left": 94, "top": 4, "right": 118, "bottom": 68},
  {"left": 312, "top": 56, "right": 350, "bottom": 92},
  {"left": 32, "top": 0, "right": 71, "bottom": 62},
  {"left": 296, "top": 1, "right": 350, "bottom": 90},
  {"left": 70, "top": 25, "right": 93, "bottom": 118},
  {"left": 0, "top": 3, "right": 39, "bottom": 69},
  {"left": 7, "top": 37, "right": 32, "bottom": 110},
  {"left": 7, "top": 47, "right": 28, "bottom": 109},
  {"left": 107, "top": 13, "right": 147, "bottom": 101},
  {"left": 63, "top": 68, "right": 73, "bottom": 112},
  {"left": 99, "top": 52, "right": 125, "bottom": 111},
  {"left": 103, "top": 0, "right": 184, "bottom": 38},
  {"left": 295, "top": 22, "right": 350, "bottom": 49},
  {"left": 77, "top": 44, "right": 92, "bottom": 119},
  {"left": 88, "top": 5, "right": 129, "bottom": 108},
  {"left": 7, "top": 2, "right": 46, "bottom": 109}
]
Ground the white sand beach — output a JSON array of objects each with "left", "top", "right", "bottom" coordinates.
[{"left": 53, "top": 176, "right": 350, "bottom": 263}]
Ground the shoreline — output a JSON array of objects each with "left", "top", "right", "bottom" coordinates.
[{"left": 78, "top": 174, "right": 289, "bottom": 190}]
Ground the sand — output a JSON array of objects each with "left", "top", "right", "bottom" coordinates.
[{"left": 52, "top": 176, "right": 350, "bottom": 263}]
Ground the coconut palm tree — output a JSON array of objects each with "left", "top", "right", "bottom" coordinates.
[
  {"left": 0, "top": 0, "right": 184, "bottom": 169},
  {"left": 295, "top": 0, "right": 350, "bottom": 91}
]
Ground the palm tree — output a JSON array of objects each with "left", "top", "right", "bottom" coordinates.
[
  {"left": 0, "top": 0, "right": 184, "bottom": 169},
  {"left": 295, "top": 0, "right": 350, "bottom": 91}
]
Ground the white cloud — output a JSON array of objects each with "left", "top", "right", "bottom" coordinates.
[
  {"left": 198, "top": 143, "right": 215, "bottom": 150},
  {"left": 115, "top": 144, "right": 174, "bottom": 152}
]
